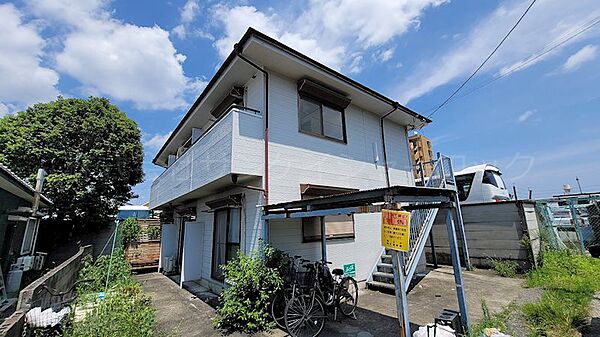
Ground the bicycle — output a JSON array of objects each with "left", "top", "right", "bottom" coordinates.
[
  {"left": 270, "top": 255, "right": 311, "bottom": 330},
  {"left": 283, "top": 260, "right": 358, "bottom": 337},
  {"left": 22, "top": 279, "right": 94, "bottom": 337}
]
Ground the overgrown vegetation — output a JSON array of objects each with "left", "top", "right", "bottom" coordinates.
[
  {"left": 146, "top": 226, "right": 161, "bottom": 240},
  {"left": 65, "top": 227, "right": 156, "bottom": 336},
  {"left": 468, "top": 300, "right": 511, "bottom": 337},
  {"left": 213, "top": 244, "right": 284, "bottom": 335},
  {"left": 492, "top": 259, "right": 519, "bottom": 278},
  {"left": 523, "top": 250, "right": 600, "bottom": 337},
  {"left": 120, "top": 217, "right": 142, "bottom": 245}
]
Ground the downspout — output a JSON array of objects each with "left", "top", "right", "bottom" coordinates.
[
  {"left": 234, "top": 44, "right": 269, "bottom": 205},
  {"left": 380, "top": 102, "right": 400, "bottom": 187}
]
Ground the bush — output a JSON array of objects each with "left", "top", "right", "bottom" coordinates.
[
  {"left": 67, "top": 283, "right": 155, "bottom": 337},
  {"left": 146, "top": 226, "right": 161, "bottom": 240},
  {"left": 120, "top": 218, "right": 142, "bottom": 245},
  {"left": 492, "top": 259, "right": 518, "bottom": 278},
  {"left": 77, "top": 247, "right": 132, "bottom": 293},
  {"left": 213, "top": 247, "right": 283, "bottom": 335}
]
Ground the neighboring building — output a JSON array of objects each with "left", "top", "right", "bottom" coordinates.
[
  {"left": 117, "top": 205, "right": 150, "bottom": 220},
  {"left": 150, "top": 28, "right": 430, "bottom": 292},
  {"left": 0, "top": 163, "right": 51, "bottom": 307},
  {"left": 408, "top": 134, "right": 434, "bottom": 180}
]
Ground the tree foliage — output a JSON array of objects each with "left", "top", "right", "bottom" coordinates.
[{"left": 0, "top": 97, "right": 144, "bottom": 231}]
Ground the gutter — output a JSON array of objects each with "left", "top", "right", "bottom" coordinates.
[
  {"left": 234, "top": 43, "right": 270, "bottom": 205},
  {"left": 381, "top": 102, "right": 400, "bottom": 187}
]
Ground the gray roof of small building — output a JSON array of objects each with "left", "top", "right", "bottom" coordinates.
[{"left": 0, "top": 162, "right": 53, "bottom": 206}]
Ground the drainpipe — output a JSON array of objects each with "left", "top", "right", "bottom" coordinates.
[
  {"left": 234, "top": 44, "right": 269, "bottom": 205},
  {"left": 380, "top": 102, "right": 400, "bottom": 187}
]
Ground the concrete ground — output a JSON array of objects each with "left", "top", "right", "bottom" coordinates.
[
  {"left": 137, "top": 266, "right": 527, "bottom": 337},
  {"left": 136, "top": 273, "right": 286, "bottom": 337}
]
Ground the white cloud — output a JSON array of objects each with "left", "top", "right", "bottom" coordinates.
[
  {"left": 144, "top": 132, "right": 172, "bottom": 150},
  {"left": 171, "top": 0, "right": 201, "bottom": 39},
  {"left": 180, "top": 0, "right": 199, "bottom": 24},
  {"left": 397, "top": 0, "right": 600, "bottom": 103},
  {"left": 212, "top": 1, "right": 445, "bottom": 72},
  {"left": 562, "top": 44, "right": 598, "bottom": 72},
  {"left": 27, "top": 0, "right": 197, "bottom": 110},
  {"left": 518, "top": 110, "right": 534, "bottom": 122},
  {"left": 0, "top": 4, "right": 59, "bottom": 109},
  {"left": 375, "top": 48, "right": 395, "bottom": 62}
]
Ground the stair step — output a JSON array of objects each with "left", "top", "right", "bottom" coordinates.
[
  {"left": 377, "top": 263, "right": 393, "bottom": 270},
  {"left": 367, "top": 280, "right": 396, "bottom": 291},
  {"left": 373, "top": 271, "right": 394, "bottom": 280}
]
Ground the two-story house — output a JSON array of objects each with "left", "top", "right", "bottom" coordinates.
[{"left": 150, "top": 28, "right": 431, "bottom": 292}]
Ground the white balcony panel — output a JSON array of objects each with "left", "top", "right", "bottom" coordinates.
[{"left": 150, "top": 108, "right": 263, "bottom": 208}]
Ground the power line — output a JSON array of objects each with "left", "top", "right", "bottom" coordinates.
[
  {"left": 445, "top": 16, "right": 600, "bottom": 103},
  {"left": 427, "top": 0, "right": 538, "bottom": 118}
]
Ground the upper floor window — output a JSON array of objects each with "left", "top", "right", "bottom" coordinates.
[
  {"left": 299, "top": 95, "right": 346, "bottom": 142},
  {"left": 297, "top": 78, "right": 350, "bottom": 143}
]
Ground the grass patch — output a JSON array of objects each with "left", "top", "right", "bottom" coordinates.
[
  {"left": 65, "top": 222, "right": 157, "bottom": 337},
  {"left": 522, "top": 250, "right": 600, "bottom": 337},
  {"left": 468, "top": 300, "right": 512, "bottom": 337},
  {"left": 492, "top": 259, "right": 519, "bottom": 278}
]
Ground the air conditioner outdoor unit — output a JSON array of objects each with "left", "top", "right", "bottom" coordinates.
[
  {"left": 33, "top": 253, "right": 47, "bottom": 271},
  {"left": 163, "top": 256, "right": 175, "bottom": 274},
  {"left": 15, "top": 256, "right": 34, "bottom": 272}
]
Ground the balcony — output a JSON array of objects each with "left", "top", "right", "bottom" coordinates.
[{"left": 150, "top": 107, "right": 264, "bottom": 208}]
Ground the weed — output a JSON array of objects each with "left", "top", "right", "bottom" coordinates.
[
  {"left": 522, "top": 250, "right": 600, "bottom": 337},
  {"left": 491, "top": 259, "right": 519, "bottom": 278},
  {"left": 468, "top": 300, "right": 511, "bottom": 337}
]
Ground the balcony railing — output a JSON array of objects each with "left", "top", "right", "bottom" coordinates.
[{"left": 150, "top": 106, "right": 263, "bottom": 208}]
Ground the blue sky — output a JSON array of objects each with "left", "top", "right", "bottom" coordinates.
[{"left": 1, "top": 0, "right": 599, "bottom": 202}]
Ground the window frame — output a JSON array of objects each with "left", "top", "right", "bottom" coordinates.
[
  {"left": 20, "top": 217, "right": 39, "bottom": 255},
  {"left": 297, "top": 94, "right": 348, "bottom": 144},
  {"left": 300, "top": 184, "right": 356, "bottom": 242},
  {"left": 455, "top": 173, "right": 476, "bottom": 202},
  {"left": 211, "top": 207, "right": 242, "bottom": 282}
]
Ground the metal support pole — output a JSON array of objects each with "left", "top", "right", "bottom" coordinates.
[
  {"left": 446, "top": 209, "right": 470, "bottom": 330},
  {"left": 320, "top": 216, "right": 327, "bottom": 262},
  {"left": 429, "top": 232, "right": 438, "bottom": 268},
  {"left": 568, "top": 198, "right": 586, "bottom": 252},
  {"left": 452, "top": 193, "right": 472, "bottom": 270},
  {"left": 391, "top": 250, "right": 411, "bottom": 337}
]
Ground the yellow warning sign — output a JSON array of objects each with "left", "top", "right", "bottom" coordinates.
[{"left": 381, "top": 209, "right": 411, "bottom": 251}]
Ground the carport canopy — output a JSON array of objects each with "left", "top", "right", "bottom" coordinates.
[{"left": 262, "top": 185, "right": 471, "bottom": 337}]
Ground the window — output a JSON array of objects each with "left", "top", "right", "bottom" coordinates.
[
  {"left": 211, "top": 207, "right": 241, "bottom": 281},
  {"left": 455, "top": 174, "right": 475, "bottom": 202},
  {"left": 299, "top": 95, "right": 346, "bottom": 142},
  {"left": 21, "top": 218, "right": 39, "bottom": 255},
  {"left": 482, "top": 170, "right": 506, "bottom": 189},
  {"left": 301, "top": 184, "right": 356, "bottom": 241}
]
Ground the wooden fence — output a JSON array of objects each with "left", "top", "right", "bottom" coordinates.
[{"left": 124, "top": 219, "right": 161, "bottom": 270}]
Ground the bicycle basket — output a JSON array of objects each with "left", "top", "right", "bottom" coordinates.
[{"left": 294, "top": 269, "right": 316, "bottom": 288}]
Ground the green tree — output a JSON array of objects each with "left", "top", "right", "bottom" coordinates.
[{"left": 0, "top": 97, "right": 144, "bottom": 231}]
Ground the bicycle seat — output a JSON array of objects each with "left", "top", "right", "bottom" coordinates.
[{"left": 332, "top": 268, "right": 344, "bottom": 276}]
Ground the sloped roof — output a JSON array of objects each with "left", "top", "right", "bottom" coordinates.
[{"left": 0, "top": 162, "right": 52, "bottom": 207}]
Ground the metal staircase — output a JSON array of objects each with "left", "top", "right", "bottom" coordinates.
[{"left": 367, "top": 155, "right": 460, "bottom": 291}]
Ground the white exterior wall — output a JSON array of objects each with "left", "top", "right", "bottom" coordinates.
[
  {"left": 169, "top": 70, "right": 416, "bottom": 286},
  {"left": 264, "top": 72, "right": 414, "bottom": 281},
  {"left": 150, "top": 109, "right": 263, "bottom": 208}
]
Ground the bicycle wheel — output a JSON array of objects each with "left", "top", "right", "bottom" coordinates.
[
  {"left": 338, "top": 277, "right": 358, "bottom": 317},
  {"left": 284, "top": 294, "right": 326, "bottom": 337},
  {"left": 270, "top": 289, "right": 289, "bottom": 330}
]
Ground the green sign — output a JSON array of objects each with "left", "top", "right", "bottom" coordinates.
[{"left": 343, "top": 263, "right": 356, "bottom": 278}]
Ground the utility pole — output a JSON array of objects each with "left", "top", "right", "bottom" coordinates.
[
  {"left": 575, "top": 176, "right": 583, "bottom": 194},
  {"left": 30, "top": 168, "right": 47, "bottom": 255}
]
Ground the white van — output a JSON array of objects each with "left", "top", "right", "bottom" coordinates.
[{"left": 454, "top": 164, "right": 511, "bottom": 204}]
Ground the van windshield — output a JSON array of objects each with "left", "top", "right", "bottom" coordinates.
[
  {"left": 482, "top": 170, "right": 506, "bottom": 189},
  {"left": 455, "top": 173, "right": 475, "bottom": 201}
]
